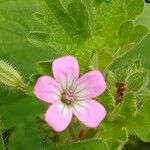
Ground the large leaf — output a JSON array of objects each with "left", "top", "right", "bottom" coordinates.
[
  {"left": 0, "top": 92, "right": 47, "bottom": 150},
  {"left": 0, "top": 0, "right": 55, "bottom": 149},
  {"left": 0, "top": 0, "right": 55, "bottom": 77}
]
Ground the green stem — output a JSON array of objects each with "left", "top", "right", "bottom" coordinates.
[{"left": 68, "top": 123, "right": 78, "bottom": 141}]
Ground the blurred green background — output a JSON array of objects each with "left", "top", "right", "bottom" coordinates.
[{"left": 0, "top": 0, "right": 150, "bottom": 149}]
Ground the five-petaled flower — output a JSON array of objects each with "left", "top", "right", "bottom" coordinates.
[{"left": 34, "top": 56, "right": 107, "bottom": 132}]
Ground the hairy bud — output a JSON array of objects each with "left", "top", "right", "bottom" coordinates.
[{"left": 0, "top": 60, "right": 26, "bottom": 91}]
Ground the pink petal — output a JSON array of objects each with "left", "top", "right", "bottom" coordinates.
[
  {"left": 34, "top": 75, "right": 62, "bottom": 103},
  {"left": 52, "top": 56, "right": 79, "bottom": 90},
  {"left": 74, "top": 71, "right": 106, "bottom": 99},
  {"left": 73, "top": 100, "right": 106, "bottom": 128},
  {"left": 45, "top": 102, "right": 73, "bottom": 132}
]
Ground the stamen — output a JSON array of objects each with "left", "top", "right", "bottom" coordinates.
[{"left": 61, "top": 90, "right": 75, "bottom": 105}]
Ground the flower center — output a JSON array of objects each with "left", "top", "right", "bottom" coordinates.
[{"left": 62, "top": 91, "right": 75, "bottom": 105}]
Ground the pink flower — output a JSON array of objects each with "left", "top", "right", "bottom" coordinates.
[{"left": 34, "top": 56, "right": 107, "bottom": 132}]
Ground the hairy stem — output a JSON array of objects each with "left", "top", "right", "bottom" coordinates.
[{"left": 68, "top": 122, "right": 78, "bottom": 141}]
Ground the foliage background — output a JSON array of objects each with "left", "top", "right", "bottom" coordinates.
[{"left": 0, "top": 0, "right": 150, "bottom": 150}]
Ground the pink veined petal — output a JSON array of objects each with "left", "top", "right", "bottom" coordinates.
[
  {"left": 74, "top": 71, "right": 107, "bottom": 99},
  {"left": 73, "top": 100, "right": 106, "bottom": 128},
  {"left": 34, "top": 75, "right": 62, "bottom": 103},
  {"left": 45, "top": 102, "right": 73, "bottom": 132},
  {"left": 52, "top": 56, "right": 79, "bottom": 90}
]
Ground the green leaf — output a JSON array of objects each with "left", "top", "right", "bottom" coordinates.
[
  {"left": 53, "top": 139, "right": 108, "bottom": 150},
  {"left": 92, "top": 0, "right": 148, "bottom": 71},
  {"left": 44, "top": 0, "right": 75, "bottom": 37},
  {"left": 129, "top": 25, "right": 149, "bottom": 44},
  {"left": 136, "top": 88, "right": 150, "bottom": 105},
  {"left": 29, "top": 0, "right": 149, "bottom": 71},
  {"left": 98, "top": 120, "right": 128, "bottom": 150},
  {"left": 67, "top": 0, "right": 91, "bottom": 40},
  {"left": 128, "top": 72, "right": 148, "bottom": 92},
  {"left": 0, "top": 0, "right": 55, "bottom": 77},
  {"left": 134, "top": 101, "right": 150, "bottom": 142},
  {"left": 36, "top": 60, "right": 52, "bottom": 75},
  {"left": 118, "top": 21, "right": 134, "bottom": 47},
  {"left": 119, "top": 92, "right": 137, "bottom": 120},
  {"left": 0, "top": 92, "right": 46, "bottom": 150},
  {"left": 34, "top": 12, "right": 47, "bottom": 24},
  {"left": 0, "top": 0, "right": 55, "bottom": 149},
  {"left": 136, "top": 3, "right": 150, "bottom": 28},
  {"left": 27, "top": 32, "right": 51, "bottom": 49},
  {"left": 127, "top": 0, "right": 144, "bottom": 19}
]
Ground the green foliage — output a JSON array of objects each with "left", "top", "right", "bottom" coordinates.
[
  {"left": 119, "top": 92, "right": 137, "bottom": 119},
  {"left": 0, "top": 0, "right": 55, "bottom": 77},
  {"left": 0, "top": 92, "right": 47, "bottom": 150},
  {"left": 107, "top": 60, "right": 149, "bottom": 95},
  {"left": 0, "top": 0, "right": 55, "bottom": 149},
  {"left": 134, "top": 101, "right": 150, "bottom": 142},
  {"left": 97, "top": 89, "right": 150, "bottom": 149},
  {"left": 98, "top": 119, "right": 128, "bottom": 150},
  {"left": 52, "top": 139, "right": 108, "bottom": 150},
  {"left": 126, "top": 0, "right": 144, "bottom": 19},
  {"left": 118, "top": 21, "right": 134, "bottom": 48},
  {"left": 28, "top": 0, "right": 149, "bottom": 71},
  {"left": 0, "top": 0, "right": 150, "bottom": 149},
  {"left": 97, "top": 91, "right": 128, "bottom": 150},
  {"left": 97, "top": 60, "right": 150, "bottom": 149},
  {"left": 36, "top": 60, "right": 53, "bottom": 75}
]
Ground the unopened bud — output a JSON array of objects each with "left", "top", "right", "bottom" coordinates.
[{"left": 0, "top": 60, "right": 26, "bottom": 91}]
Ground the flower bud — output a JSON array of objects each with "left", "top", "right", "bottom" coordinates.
[{"left": 0, "top": 60, "right": 26, "bottom": 90}]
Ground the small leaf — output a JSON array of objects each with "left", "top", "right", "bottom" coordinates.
[
  {"left": 129, "top": 25, "right": 149, "bottom": 44},
  {"left": 36, "top": 60, "right": 52, "bottom": 75},
  {"left": 27, "top": 32, "right": 51, "bottom": 49},
  {"left": 128, "top": 72, "right": 148, "bottom": 92},
  {"left": 34, "top": 12, "right": 47, "bottom": 24},
  {"left": 127, "top": 0, "right": 144, "bottom": 19},
  {"left": 119, "top": 92, "right": 137, "bottom": 120},
  {"left": 118, "top": 21, "right": 134, "bottom": 47},
  {"left": 128, "top": 60, "right": 142, "bottom": 72}
]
